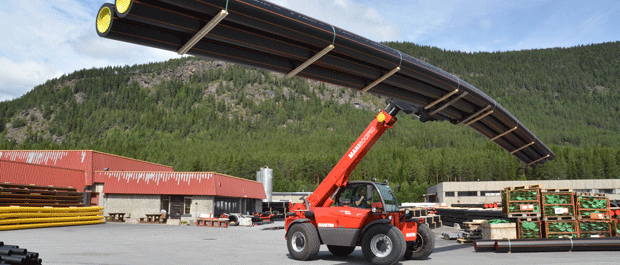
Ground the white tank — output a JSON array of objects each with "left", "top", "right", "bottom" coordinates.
[
  {"left": 256, "top": 170, "right": 262, "bottom": 183},
  {"left": 260, "top": 166, "right": 273, "bottom": 202}
]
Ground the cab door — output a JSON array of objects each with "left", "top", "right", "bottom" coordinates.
[{"left": 313, "top": 184, "right": 379, "bottom": 246}]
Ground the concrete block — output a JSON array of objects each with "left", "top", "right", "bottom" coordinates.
[
  {"left": 166, "top": 219, "right": 181, "bottom": 226},
  {"left": 482, "top": 223, "right": 516, "bottom": 240}
]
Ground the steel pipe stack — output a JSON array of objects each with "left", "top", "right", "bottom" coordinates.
[
  {"left": 0, "top": 243, "right": 41, "bottom": 265},
  {"left": 95, "top": 0, "right": 555, "bottom": 167},
  {"left": 494, "top": 238, "right": 620, "bottom": 253},
  {"left": 435, "top": 208, "right": 505, "bottom": 227},
  {"left": 0, "top": 206, "right": 104, "bottom": 231}
]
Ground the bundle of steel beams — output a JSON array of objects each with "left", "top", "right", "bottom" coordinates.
[
  {"left": 95, "top": 0, "right": 554, "bottom": 166},
  {"left": 0, "top": 183, "right": 84, "bottom": 208}
]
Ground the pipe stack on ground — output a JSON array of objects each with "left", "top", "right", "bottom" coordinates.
[
  {"left": 0, "top": 206, "right": 104, "bottom": 231},
  {"left": 94, "top": 0, "right": 555, "bottom": 166},
  {"left": 0, "top": 183, "right": 84, "bottom": 208},
  {"left": 0, "top": 243, "right": 41, "bottom": 265},
  {"left": 474, "top": 238, "right": 620, "bottom": 253}
]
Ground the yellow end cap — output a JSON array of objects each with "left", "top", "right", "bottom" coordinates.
[
  {"left": 97, "top": 7, "right": 112, "bottom": 34},
  {"left": 116, "top": 0, "right": 132, "bottom": 14},
  {"left": 377, "top": 112, "right": 386, "bottom": 123}
]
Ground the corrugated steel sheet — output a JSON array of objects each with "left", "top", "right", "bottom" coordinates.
[
  {"left": 0, "top": 150, "right": 173, "bottom": 185},
  {"left": 0, "top": 160, "right": 86, "bottom": 191},
  {"left": 96, "top": 171, "right": 266, "bottom": 199},
  {"left": 92, "top": 151, "right": 173, "bottom": 173}
]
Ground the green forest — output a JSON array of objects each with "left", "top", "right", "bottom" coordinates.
[{"left": 1, "top": 41, "right": 619, "bottom": 203}]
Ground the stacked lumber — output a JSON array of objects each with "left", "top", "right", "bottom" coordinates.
[
  {"left": 0, "top": 183, "right": 84, "bottom": 207},
  {"left": 0, "top": 206, "right": 104, "bottom": 231},
  {"left": 0, "top": 242, "right": 41, "bottom": 265}
]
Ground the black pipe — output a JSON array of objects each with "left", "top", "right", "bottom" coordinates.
[
  {"left": 97, "top": 0, "right": 555, "bottom": 165},
  {"left": 494, "top": 238, "right": 620, "bottom": 253},
  {"left": 149, "top": 0, "right": 552, "bottom": 163},
  {"left": 474, "top": 240, "right": 496, "bottom": 252}
]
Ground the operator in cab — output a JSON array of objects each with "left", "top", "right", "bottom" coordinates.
[{"left": 355, "top": 188, "right": 368, "bottom": 208}]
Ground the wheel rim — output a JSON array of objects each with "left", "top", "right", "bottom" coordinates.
[
  {"left": 411, "top": 232, "right": 424, "bottom": 253},
  {"left": 370, "top": 234, "right": 393, "bottom": 258},
  {"left": 291, "top": 231, "right": 306, "bottom": 252}
]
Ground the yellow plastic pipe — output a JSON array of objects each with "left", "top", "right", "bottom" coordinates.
[
  {"left": 0, "top": 220, "right": 104, "bottom": 231},
  {"left": 0, "top": 206, "right": 104, "bottom": 213},
  {"left": 0, "top": 215, "right": 103, "bottom": 225},
  {"left": 0, "top": 211, "right": 102, "bottom": 220}
]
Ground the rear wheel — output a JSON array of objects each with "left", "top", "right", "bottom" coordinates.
[
  {"left": 287, "top": 222, "right": 320, "bottom": 260},
  {"left": 404, "top": 224, "right": 435, "bottom": 260},
  {"left": 327, "top": 245, "right": 355, "bottom": 257},
  {"left": 361, "top": 224, "right": 406, "bottom": 265}
]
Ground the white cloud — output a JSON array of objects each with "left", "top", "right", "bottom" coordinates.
[
  {"left": 0, "top": 0, "right": 178, "bottom": 102},
  {"left": 267, "top": 0, "right": 400, "bottom": 42}
]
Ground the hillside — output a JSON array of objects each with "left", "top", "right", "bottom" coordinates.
[{"left": 1, "top": 42, "right": 619, "bottom": 202}]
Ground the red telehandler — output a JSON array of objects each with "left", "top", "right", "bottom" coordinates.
[{"left": 285, "top": 102, "right": 434, "bottom": 265}]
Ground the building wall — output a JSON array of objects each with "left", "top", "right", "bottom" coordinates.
[
  {"left": 103, "top": 194, "right": 161, "bottom": 221},
  {"left": 272, "top": 192, "right": 312, "bottom": 203},
  {"left": 427, "top": 179, "right": 620, "bottom": 205},
  {"left": 180, "top": 195, "right": 215, "bottom": 224},
  {"left": 0, "top": 160, "right": 86, "bottom": 191}
]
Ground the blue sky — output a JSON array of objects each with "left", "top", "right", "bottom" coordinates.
[{"left": 1, "top": 0, "right": 619, "bottom": 102}]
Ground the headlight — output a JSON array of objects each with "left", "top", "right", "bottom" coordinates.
[
  {"left": 405, "top": 209, "right": 410, "bottom": 214},
  {"left": 372, "top": 207, "right": 377, "bottom": 213}
]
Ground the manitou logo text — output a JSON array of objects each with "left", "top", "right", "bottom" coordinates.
[
  {"left": 348, "top": 127, "right": 376, "bottom": 159},
  {"left": 318, "top": 223, "right": 335, "bottom": 228}
]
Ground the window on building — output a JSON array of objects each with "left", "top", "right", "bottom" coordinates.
[
  {"left": 481, "top": 191, "right": 501, "bottom": 196},
  {"left": 184, "top": 198, "right": 192, "bottom": 215},
  {"left": 457, "top": 191, "right": 478, "bottom": 197},
  {"left": 575, "top": 189, "right": 591, "bottom": 194},
  {"left": 445, "top": 192, "right": 455, "bottom": 197},
  {"left": 597, "top": 189, "right": 615, "bottom": 194}
]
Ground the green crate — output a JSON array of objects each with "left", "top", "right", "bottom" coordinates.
[
  {"left": 518, "top": 219, "right": 542, "bottom": 239},
  {"left": 502, "top": 189, "right": 541, "bottom": 215},
  {"left": 576, "top": 194, "right": 610, "bottom": 220},
  {"left": 544, "top": 220, "right": 578, "bottom": 239}
]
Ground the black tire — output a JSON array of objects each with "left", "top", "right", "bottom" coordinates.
[
  {"left": 327, "top": 245, "right": 356, "bottom": 257},
  {"left": 404, "top": 224, "right": 435, "bottom": 260},
  {"left": 287, "top": 222, "right": 320, "bottom": 261},
  {"left": 361, "top": 224, "right": 406, "bottom": 265}
]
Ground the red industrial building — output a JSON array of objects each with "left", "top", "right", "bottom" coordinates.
[{"left": 0, "top": 150, "right": 266, "bottom": 222}]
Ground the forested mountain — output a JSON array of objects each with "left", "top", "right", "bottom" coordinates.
[{"left": 1, "top": 41, "right": 619, "bottom": 202}]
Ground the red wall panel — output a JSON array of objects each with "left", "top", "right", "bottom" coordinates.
[
  {"left": 92, "top": 151, "right": 173, "bottom": 173},
  {"left": 0, "top": 150, "right": 173, "bottom": 186},
  {"left": 0, "top": 160, "right": 86, "bottom": 191},
  {"left": 96, "top": 171, "right": 265, "bottom": 199}
]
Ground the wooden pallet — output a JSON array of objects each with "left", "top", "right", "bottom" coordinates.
[
  {"left": 542, "top": 216, "right": 576, "bottom": 221},
  {"left": 505, "top": 184, "right": 542, "bottom": 191},
  {"left": 507, "top": 212, "right": 541, "bottom": 218},
  {"left": 541, "top": 189, "right": 573, "bottom": 192}
]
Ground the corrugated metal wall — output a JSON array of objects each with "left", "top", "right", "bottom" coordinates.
[
  {"left": 214, "top": 174, "right": 266, "bottom": 199},
  {"left": 96, "top": 171, "right": 266, "bottom": 199},
  {"left": 92, "top": 151, "right": 173, "bottom": 173},
  {"left": 0, "top": 150, "right": 173, "bottom": 185},
  {"left": 0, "top": 160, "right": 86, "bottom": 191}
]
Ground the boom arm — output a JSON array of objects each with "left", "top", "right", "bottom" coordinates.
[{"left": 303, "top": 103, "right": 400, "bottom": 209}]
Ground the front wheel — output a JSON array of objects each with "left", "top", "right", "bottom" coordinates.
[
  {"left": 361, "top": 224, "right": 406, "bottom": 265},
  {"left": 327, "top": 245, "right": 355, "bottom": 257},
  {"left": 404, "top": 223, "right": 435, "bottom": 260},
  {"left": 286, "top": 222, "right": 320, "bottom": 260}
]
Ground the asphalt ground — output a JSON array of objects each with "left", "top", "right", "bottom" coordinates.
[{"left": 1, "top": 222, "right": 618, "bottom": 265}]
